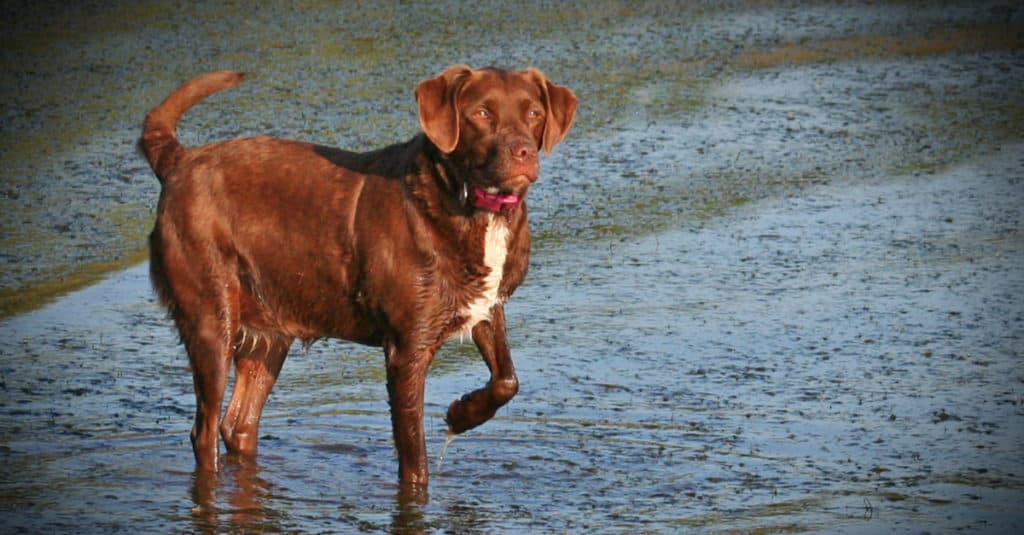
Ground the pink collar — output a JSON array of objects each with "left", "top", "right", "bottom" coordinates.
[{"left": 472, "top": 187, "right": 520, "bottom": 212}]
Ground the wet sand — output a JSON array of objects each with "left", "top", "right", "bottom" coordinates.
[{"left": 2, "top": 0, "right": 1023, "bottom": 532}]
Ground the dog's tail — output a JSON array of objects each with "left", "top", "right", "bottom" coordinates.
[{"left": 140, "top": 71, "right": 246, "bottom": 181}]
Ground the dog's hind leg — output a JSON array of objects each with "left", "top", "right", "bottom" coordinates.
[
  {"left": 221, "top": 330, "right": 292, "bottom": 457},
  {"left": 178, "top": 296, "right": 238, "bottom": 473},
  {"left": 155, "top": 223, "right": 242, "bottom": 472}
]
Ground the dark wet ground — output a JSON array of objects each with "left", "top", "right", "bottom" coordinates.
[{"left": 2, "top": 1, "right": 1023, "bottom": 532}]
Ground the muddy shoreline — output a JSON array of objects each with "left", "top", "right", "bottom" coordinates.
[{"left": 2, "top": 0, "right": 1023, "bottom": 532}]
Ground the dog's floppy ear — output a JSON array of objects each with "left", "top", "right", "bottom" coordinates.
[
  {"left": 416, "top": 65, "right": 473, "bottom": 154},
  {"left": 528, "top": 68, "right": 578, "bottom": 155}
]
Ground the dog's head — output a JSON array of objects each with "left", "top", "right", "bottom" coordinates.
[{"left": 416, "top": 65, "right": 577, "bottom": 210}]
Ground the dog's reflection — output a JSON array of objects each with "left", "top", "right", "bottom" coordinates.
[
  {"left": 187, "top": 455, "right": 432, "bottom": 533},
  {"left": 190, "top": 455, "right": 282, "bottom": 534}
]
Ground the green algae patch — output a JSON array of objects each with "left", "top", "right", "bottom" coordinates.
[
  {"left": 0, "top": 199, "right": 152, "bottom": 320},
  {"left": 0, "top": 247, "right": 149, "bottom": 320},
  {"left": 736, "top": 23, "right": 1024, "bottom": 69}
]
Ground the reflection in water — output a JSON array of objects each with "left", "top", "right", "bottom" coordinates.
[
  {"left": 186, "top": 454, "right": 436, "bottom": 533},
  {"left": 390, "top": 481, "right": 429, "bottom": 533},
  {"left": 390, "top": 498, "right": 427, "bottom": 534},
  {"left": 190, "top": 456, "right": 284, "bottom": 534}
]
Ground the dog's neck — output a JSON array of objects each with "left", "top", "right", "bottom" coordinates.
[{"left": 410, "top": 135, "right": 522, "bottom": 220}]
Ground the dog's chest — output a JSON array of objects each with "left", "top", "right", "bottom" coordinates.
[{"left": 457, "top": 216, "right": 510, "bottom": 333}]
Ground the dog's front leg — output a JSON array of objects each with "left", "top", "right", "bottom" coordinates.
[
  {"left": 384, "top": 341, "right": 432, "bottom": 486},
  {"left": 446, "top": 305, "right": 520, "bottom": 434}
]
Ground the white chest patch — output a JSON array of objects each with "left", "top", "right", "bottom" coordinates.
[{"left": 459, "top": 215, "right": 510, "bottom": 334}]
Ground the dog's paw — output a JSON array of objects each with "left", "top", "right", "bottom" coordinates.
[{"left": 444, "top": 398, "right": 471, "bottom": 434}]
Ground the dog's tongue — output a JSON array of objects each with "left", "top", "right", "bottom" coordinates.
[{"left": 472, "top": 188, "right": 520, "bottom": 212}]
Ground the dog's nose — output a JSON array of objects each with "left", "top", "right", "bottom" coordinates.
[{"left": 510, "top": 139, "right": 537, "bottom": 163}]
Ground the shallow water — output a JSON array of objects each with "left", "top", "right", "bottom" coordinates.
[
  {"left": 3, "top": 1, "right": 1024, "bottom": 532},
  {"left": 1, "top": 144, "right": 1021, "bottom": 532}
]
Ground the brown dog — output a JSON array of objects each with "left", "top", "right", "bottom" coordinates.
[{"left": 140, "top": 66, "right": 576, "bottom": 487}]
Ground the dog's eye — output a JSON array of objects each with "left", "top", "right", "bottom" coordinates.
[
  {"left": 528, "top": 109, "right": 544, "bottom": 120},
  {"left": 473, "top": 109, "right": 491, "bottom": 120}
]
